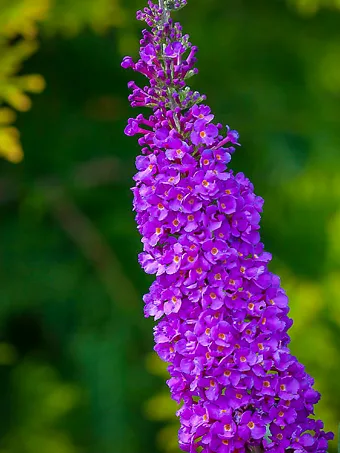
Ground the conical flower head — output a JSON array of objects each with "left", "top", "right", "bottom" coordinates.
[{"left": 122, "top": 1, "right": 334, "bottom": 452}]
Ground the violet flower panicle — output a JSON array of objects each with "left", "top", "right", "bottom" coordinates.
[{"left": 122, "top": 1, "right": 334, "bottom": 452}]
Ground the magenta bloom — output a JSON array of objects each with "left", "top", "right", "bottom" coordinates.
[{"left": 122, "top": 1, "right": 333, "bottom": 452}]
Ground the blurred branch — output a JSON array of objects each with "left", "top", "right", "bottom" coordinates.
[
  {"left": 50, "top": 192, "right": 139, "bottom": 311},
  {"left": 71, "top": 156, "right": 124, "bottom": 188},
  {"left": 0, "top": 156, "right": 126, "bottom": 205},
  {"left": 0, "top": 156, "right": 139, "bottom": 311}
]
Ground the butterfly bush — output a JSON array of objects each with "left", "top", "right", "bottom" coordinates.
[{"left": 122, "top": 1, "right": 334, "bottom": 452}]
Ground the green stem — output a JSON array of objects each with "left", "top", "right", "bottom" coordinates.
[
  {"left": 159, "top": 0, "right": 170, "bottom": 24},
  {"left": 156, "top": 0, "right": 181, "bottom": 132}
]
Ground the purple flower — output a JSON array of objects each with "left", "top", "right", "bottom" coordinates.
[
  {"left": 192, "top": 105, "right": 214, "bottom": 122},
  {"left": 140, "top": 43, "right": 157, "bottom": 65},
  {"left": 226, "top": 126, "right": 240, "bottom": 145},
  {"left": 238, "top": 411, "right": 266, "bottom": 440},
  {"left": 123, "top": 1, "right": 333, "bottom": 452},
  {"left": 164, "top": 41, "right": 185, "bottom": 58},
  {"left": 211, "top": 412, "right": 237, "bottom": 439},
  {"left": 191, "top": 120, "right": 219, "bottom": 146}
]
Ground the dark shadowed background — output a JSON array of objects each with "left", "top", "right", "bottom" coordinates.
[{"left": 0, "top": 0, "right": 339, "bottom": 452}]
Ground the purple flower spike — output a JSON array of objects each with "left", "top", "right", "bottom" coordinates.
[{"left": 123, "top": 1, "right": 333, "bottom": 453}]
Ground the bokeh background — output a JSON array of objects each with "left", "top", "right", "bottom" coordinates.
[{"left": 0, "top": 0, "right": 339, "bottom": 452}]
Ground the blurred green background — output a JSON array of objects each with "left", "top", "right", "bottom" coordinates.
[{"left": 0, "top": 0, "right": 339, "bottom": 452}]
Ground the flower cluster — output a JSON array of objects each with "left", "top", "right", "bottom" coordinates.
[{"left": 122, "top": 1, "right": 333, "bottom": 452}]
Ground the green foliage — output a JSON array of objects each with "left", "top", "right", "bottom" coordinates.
[
  {"left": 0, "top": 360, "right": 80, "bottom": 453},
  {"left": 0, "top": 0, "right": 339, "bottom": 453},
  {"left": 290, "top": 0, "right": 340, "bottom": 14},
  {"left": 0, "top": 0, "right": 124, "bottom": 163},
  {"left": 145, "top": 354, "right": 180, "bottom": 453},
  {"left": 0, "top": 0, "right": 47, "bottom": 162},
  {"left": 42, "top": 0, "right": 124, "bottom": 36}
]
